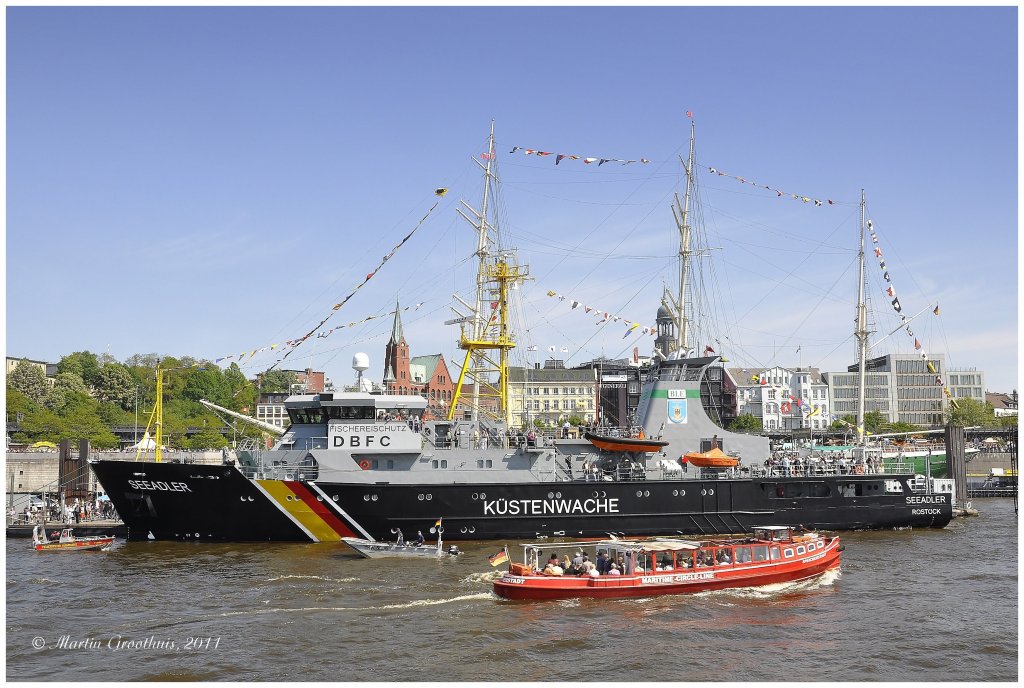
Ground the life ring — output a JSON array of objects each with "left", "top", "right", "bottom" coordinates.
[{"left": 358, "top": 460, "right": 370, "bottom": 470}]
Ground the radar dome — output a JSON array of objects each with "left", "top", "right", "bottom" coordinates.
[{"left": 352, "top": 353, "right": 370, "bottom": 372}]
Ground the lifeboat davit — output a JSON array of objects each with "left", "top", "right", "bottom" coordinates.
[
  {"left": 584, "top": 432, "right": 669, "bottom": 453},
  {"left": 684, "top": 446, "right": 740, "bottom": 468}
]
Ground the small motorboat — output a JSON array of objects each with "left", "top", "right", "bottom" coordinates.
[
  {"left": 684, "top": 446, "right": 740, "bottom": 468},
  {"left": 342, "top": 520, "right": 460, "bottom": 559},
  {"left": 583, "top": 431, "right": 669, "bottom": 453},
  {"left": 493, "top": 525, "right": 842, "bottom": 600},
  {"left": 32, "top": 526, "right": 115, "bottom": 552}
]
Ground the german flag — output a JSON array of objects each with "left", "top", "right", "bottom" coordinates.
[
  {"left": 434, "top": 518, "right": 442, "bottom": 528},
  {"left": 488, "top": 548, "right": 509, "bottom": 567}
]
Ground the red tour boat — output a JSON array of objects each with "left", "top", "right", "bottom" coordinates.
[
  {"left": 32, "top": 526, "right": 116, "bottom": 552},
  {"left": 492, "top": 526, "right": 842, "bottom": 600}
]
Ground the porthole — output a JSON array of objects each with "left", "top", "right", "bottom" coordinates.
[
  {"left": 426, "top": 494, "right": 432, "bottom": 500},
  {"left": 371, "top": 494, "right": 379, "bottom": 502},
  {"left": 708, "top": 489, "right": 714, "bottom": 496},
  {"left": 316, "top": 496, "right": 323, "bottom": 502},
  {"left": 363, "top": 495, "right": 370, "bottom": 502},
  {"left": 784, "top": 548, "right": 794, "bottom": 558},
  {"left": 672, "top": 490, "right": 678, "bottom": 497},
  {"left": 195, "top": 533, "right": 200, "bottom": 538},
  {"left": 592, "top": 491, "right": 600, "bottom": 498},
  {"left": 643, "top": 490, "right": 650, "bottom": 497},
  {"left": 461, "top": 527, "right": 468, "bottom": 534},
  {"left": 479, "top": 492, "right": 486, "bottom": 500},
  {"left": 240, "top": 496, "right": 246, "bottom": 501},
  {"left": 796, "top": 546, "right": 806, "bottom": 555},
  {"left": 636, "top": 490, "right": 643, "bottom": 498},
  {"left": 286, "top": 495, "right": 293, "bottom": 501},
  {"left": 548, "top": 492, "right": 555, "bottom": 499},
  {"left": 679, "top": 489, "right": 686, "bottom": 497},
  {"left": 472, "top": 493, "right": 479, "bottom": 500},
  {"left": 332, "top": 495, "right": 339, "bottom": 501},
  {"left": 701, "top": 489, "right": 707, "bottom": 496},
  {"left": 555, "top": 492, "right": 562, "bottom": 499},
  {"left": 417, "top": 494, "right": 424, "bottom": 501},
  {"left": 469, "top": 526, "right": 476, "bottom": 533}
]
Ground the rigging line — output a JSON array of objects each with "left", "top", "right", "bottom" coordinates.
[
  {"left": 502, "top": 173, "right": 678, "bottom": 186},
  {"left": 555, "top": 266, "right": 667, "bottom": 366},
  {"left": 734, "top": 208, "right": 859, "bottom": 323},
  {"left": 760, "top": 257, "right": 857, "bottom": 369},
  {"left": 533, "top": 180, "right": 680, "bottom": 323},
  {"left": 529, "top": 142, "right": 687, "bottom": 295},
  {"left": 259, "top": 191, "right": 456, "bottom": 355},
  {"left": 706, "top": 205, "right": 854, "bottom": 253},
  {"left": 264, "top": 199, "right": 442, "bottom": 373}
]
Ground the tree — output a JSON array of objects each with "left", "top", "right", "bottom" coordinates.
[
  {"left": 19, "top": 407, "right": 65, "bottom": 442},
  {"left": 259, "top": 369, "right": 298, "bottom": 394},
  {"left": 864, "top": 410, "right": 886, "bottom": 434},
  {"left": 8, "top": 360, "right": 49, "bottom": 403},
  {"left": 946, "top": 397, "right": 995, "bottom": 427},
  {"left": 223, "top": 363, "right": 255, "bottom": 411},
  {"left": 187, "top": 430, "right": 228, "bottom": 451},
  {"left": 95, "top": 363, "right": 136, "bottom": 409},
  {"left": 44, "top": 372, "right": 91, "bottom": 414},
  {"left": 61, "top": 405, "right": 118, "bottom": 447},
  {"left": 6, "top": 387, "right": 39, "bottom": 425},
  {"left": 58, "top": 351, "right": 102, "bottom": 389},
  {"left": 885, "top": 421, "right": 920, "bottom": 435},
  {"left": 182, "top": 367, "right": 229, "bottom": 406},
  {"left": 729, "top": 413, "right": 762, "bottom": 432}
]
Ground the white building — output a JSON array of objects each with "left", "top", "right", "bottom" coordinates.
[
  {"left": 823, "top": 353, "right": 985, "bottom": 427},
  {"left": 729, "top": 366, "right": 831, "bottom": 431}
]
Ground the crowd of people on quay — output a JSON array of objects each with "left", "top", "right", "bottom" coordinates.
[{"left": 8, "top": 495, "right": 118, "bottom": 525}]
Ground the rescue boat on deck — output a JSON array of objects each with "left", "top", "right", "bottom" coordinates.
[
  {"left": 583, "top": 431, "right": 669, "bottom": 453},
  {"left": 492, "top": 526, "right": 841, "bottom": 600}
]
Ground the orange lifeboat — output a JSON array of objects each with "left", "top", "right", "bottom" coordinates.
[
  {"left": 584, "top": 432, "right": 669, "bottom": 453},
  {"left": 684, "top": 446, "right": 739, "bottom": 468}
]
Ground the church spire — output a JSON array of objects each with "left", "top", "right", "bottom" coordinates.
[{"left": 389, "top": 299, "right": 405, "bottom": 345}]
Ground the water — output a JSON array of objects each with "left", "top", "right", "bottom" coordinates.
[{"left": 6, "top": 499, "right": 1017, "bottom": 682}]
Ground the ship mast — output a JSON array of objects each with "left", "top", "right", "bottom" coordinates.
[
  {"left": 448, "top": 122, "right": 529, "bottom": 424},
  {"left": 854, "top": 189, "right": 870, "bottom": 445},
  {"left": 663, "top": 119, "right": 696, "bottom": 359}
]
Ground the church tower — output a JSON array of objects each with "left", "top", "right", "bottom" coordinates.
[
  {"left": 384, "top": 300, "right": 411, "bottom": 394},
  {"left": 654, "top": 299, "right": 678, "bottom": 359}
]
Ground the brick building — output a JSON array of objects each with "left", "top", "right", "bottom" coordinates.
[{"left": 382, "top": 302, "right": 454, "bottom": 418}]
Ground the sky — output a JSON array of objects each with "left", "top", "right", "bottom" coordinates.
[{"left": 5, "top": 6, "right": 1019, "bottom": 396}]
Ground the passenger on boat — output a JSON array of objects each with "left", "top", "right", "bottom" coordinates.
[
  {"left": 658, "top": 554, "right": 673, "bottom": 570},
  {"left": 542, "top": 562, "right": 564, "bottom": 576},
  {"left": 596, "top": 550, "right": 610, "bottom": 574},
  {"left": 561, "top": 554, "right": 572, "bottom": 572},
  {"left": 395, "top": 529, "right": 405, "bottom": 545},
  {"left": 608, "top": 563, "right": 621, "bottom": 575},
  {"left": 580, "top": 555, "right": 596, "bottom": 576},
  {"left": 617, "top": 554, "right": 629, "bottom": 575},
  {"left": 717, "top": 550, "right": 732, "bottom": 565},
  {"left": 570, "top": 551, "right": 584, "bottom": 573},
  {"left": 412, "top": 531, "right": 425, "bottom": 547}
]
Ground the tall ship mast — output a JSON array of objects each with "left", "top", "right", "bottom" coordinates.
[
  {"left": 88, "top": 122, "right": 954, "bottom": 543},
  {"left": 854, "top": 189, "right": 870, "bottom": 445},
  {"left": 448, "top": 122, "right": 529, "bottom": 425}
]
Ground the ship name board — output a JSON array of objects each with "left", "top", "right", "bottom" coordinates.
[
  {"left": 905, "top": 495, "right": 946, "bottom": 505},
  {"left": 127, "top": 480, "right": 192, "bottom": 493},
  {"left": 483, "top": 497, "right": 620, "bottom": 516},
  {"left": 328, "top": 423, "right": 420, "bottom": 452},
  {"left": 641, "top": 572, "right": 715, "bottom": 584}
]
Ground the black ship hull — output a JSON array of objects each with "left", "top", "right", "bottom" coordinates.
[{"left": 91, "top": 459, "right": 952, "bottom": 542}]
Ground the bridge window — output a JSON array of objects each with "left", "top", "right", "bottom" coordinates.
[{"left": 770, "top": 546, "right": 781, "bottom": 560}]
